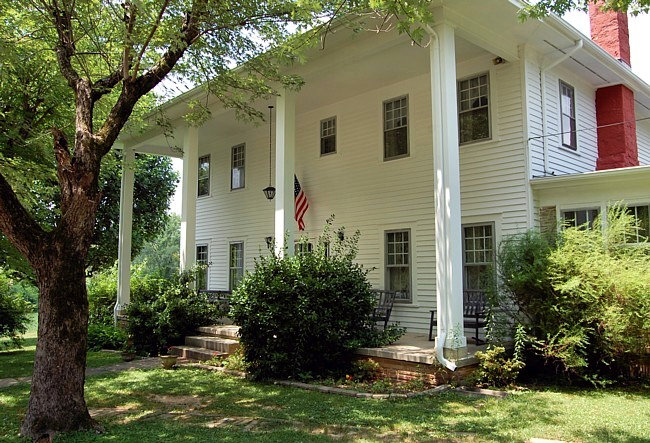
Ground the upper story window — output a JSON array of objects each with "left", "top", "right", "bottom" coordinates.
[
  {"left": 320, "top": 117, "right": 336, "bottom": 155},
  {"left": 625, "top": 204, "right": 649, "bottom": 243},
  {"left": 229, "top": 242, "right": 244, "bottom": 290},
  {"left": 231, "top": 144, "right": 245, "bottom": 189},
  {"left": 385, "top": 229, "right": 411, "bottom": 302},
  {"left": 383, "top": 96, "right": 409, "bottom": 160},
  {"left": 196, "top": 244, "right": 209, "bottom": 290},
  {"left": 562, "top": 208, "right": 600, "bottom": 230},
  {"left": 462, "top": 224, "right": 495, "bottom": 292},
  {"left": 559, "top": 80, "right": 577, "bottom": 150},
  {"left": 198, "top": 155, "right": 210, "bottom": 197},
  {"left": 458, "top": 73, "right": 490, "bottom": 144}
]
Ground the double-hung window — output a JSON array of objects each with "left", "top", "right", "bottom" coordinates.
[
  {"left": 320, "top": 117, "right": 336, "bottom": 155},
  {"left": 462, "top": 224, "right": 495, "bottom": 292},
  {"left": 562, "top": 209, "right": 600, "bottom": 229},
  {"left": 196, "top": 244, "right": 209, "bottom": 291},
  {"left": 625, "top": 204, "right": 650, "bottom": 243},
  {"left": 229, "top": 242, "right": 244, "bottom": 290},
  {"left": 383, "top": 96, "right": 408, "bottom": 160},
  {"left": 198, "top": 155, "right": 210, "bottom": 197},
  {"left": 560, "top": 81, "right": 577, "bottom": 149},
  {"left": 458, "top": 73, "right": 490, "bottom": 144},
  {"left": 385, "top": 230, "right": 411, "bottom": 302},
  {"left": 231, "top": 144, "right": 245, "bottom": 189}
]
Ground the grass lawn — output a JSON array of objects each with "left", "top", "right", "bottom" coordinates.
[
  {"left": 0, "top": 314, "right": 122, "bottom": 379},
  {"left": 1, "top": 368, "right": 648, "bottom": 442}
]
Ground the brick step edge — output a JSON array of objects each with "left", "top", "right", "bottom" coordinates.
[
  {"left": 184, "top": 336, "right": 240, "bottom": 353},
  {"left": 197, "top": 325, "right": 240, "bottom": 339},
  {"left": 169, "top": 346, "right": 225, "bottom": 361}
]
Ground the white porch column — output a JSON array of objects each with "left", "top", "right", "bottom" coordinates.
[
  {"left": 180, "top": 126, "right": 199, "bottom": 271},
  {"left": 274, "top": 89, "right": 296, "bottom": 257},
  {"left": 114, "top": 144, "right": 135, "bottom": 321},
  {"left": 430, "top": 22, "right": 467, "bottom": 355}
]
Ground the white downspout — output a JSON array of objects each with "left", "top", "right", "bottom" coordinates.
[
  {"left": 425, "top": 23, "right": 457, "bottom": 372},
  {"left": 540, "top": 39, "right": 583, "bottom": 175}
]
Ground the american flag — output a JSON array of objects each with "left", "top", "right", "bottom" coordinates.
[{"left": 294, "top": 175, "right": 309, "bottom": 231}]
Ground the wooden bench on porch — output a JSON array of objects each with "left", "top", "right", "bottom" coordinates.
[{"left": 428, "top": 290, "right": 487, "bottom": 344}]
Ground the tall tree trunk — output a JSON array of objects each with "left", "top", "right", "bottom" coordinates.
[{"left": 20, "top": 241, "right": 99, "bottom": 441}]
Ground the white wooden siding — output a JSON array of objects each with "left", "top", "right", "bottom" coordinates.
[
  {"left": 195, "top": 59, "right": 529, "bottom": 333},
  {"left": 526, "top": 55, "right": 599, "bottom": 177},
  {"left": 638, "top": 119, "right": 650, "bottom": 165}
]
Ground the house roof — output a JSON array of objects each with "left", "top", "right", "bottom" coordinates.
[{"left": 120, "top": 0, "right": 650, "bottom": 149}]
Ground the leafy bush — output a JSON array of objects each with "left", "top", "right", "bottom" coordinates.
[
  {"left": 126, "top": 268, "right": 224, "bottom": 356},
  {"left": 474, "top": 346, "right": 525, "bottom": 388},
  {"left": 87, "top": 264, "right": 169, "bottom": 325},
  {"left": 493, "top": 206, "right": 650, "bottom": 383},
  {"left": 230, "top": 218, "right": 396, "bottom": 380},
  {"left": 87, "top": 323, "right": 128, "bottom": 351},
  {"left": 347, "top": 359, "right": 382, "bottom": 383},
  {"left": 0, "top": 269, "right": 32, "bottom": 348}
]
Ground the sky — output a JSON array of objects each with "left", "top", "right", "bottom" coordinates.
[{"left": 167, "top": 11, "right": 650, "bottom": 216}]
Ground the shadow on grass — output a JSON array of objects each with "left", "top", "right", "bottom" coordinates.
[
  {"left": 75, "top": 369, "right": 567, "bottom": 442},
  {"left": 3, "top": 368, "right": 649, "bottom": 442}
]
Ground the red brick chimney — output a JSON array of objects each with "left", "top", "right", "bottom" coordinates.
[{"left": 589, "top": 1, "right": 638, "bottom": 170}]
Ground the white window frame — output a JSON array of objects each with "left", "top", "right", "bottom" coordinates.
[
  {"left": 624, "top": 204, "right": 650, "bottom": 244},
  {"left": 383, "top": 95, "right": 409, "bottom": 161},
  {"left": 229, "top": 242, "right": 244, "bottom": 291},
  {"left": 559, "top": 80, "right": 577, "bottom": 150},
  {"left": 462, "top": 223, "right": 495, "bottom": 292},
  {"left": 196, "top": 244, "right": 209, "bottom": 291},
  {"left": 231, "top": 144, "right": 245, "bottom": 190},
  {"left": 458, "top": 72, "right": 491, "bottom": 145},
  {"left": 385, "top": 229, "right": 412, "bottom": 303},
  {"left": 320, "top": 116, "right": 336, "bottom": 156},
  {"left": 198, "top": 155, "right": 210, "bottom": 197},
  {"left": 561, "top": 208, "right": 600, "bottom": 229}
]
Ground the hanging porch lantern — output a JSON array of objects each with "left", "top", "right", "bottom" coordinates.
[{"left": 263, "top": 105, "right": 275, "bottom": 201}]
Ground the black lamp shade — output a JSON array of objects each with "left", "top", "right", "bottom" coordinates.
[{"left": 263, "top": 186, "right": 276, "bottom": 200}]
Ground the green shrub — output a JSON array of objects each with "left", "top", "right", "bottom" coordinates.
[
  {"left": 348, "top": 359, "right": 382, "bottom": 383},
  {"left": 493, "top": 206, "right": 650, "bottom": 383},
  {"left": 230, "top": 218, "right": 394, "bottom": 380},
  {"left": 474, "top": 346, "right": 525, "bottom": 388},
  {"left": 87, "top": 322, "right": 128, "bottom": 351},
  {"left": 126, "top": 268, "right": 224, "bottom": 356},
  {"left": 88, "top": 264, "right": 168, "bottom": 325},
  {"left": 0, "top": 269, "right": 32, "bottom": 348}
]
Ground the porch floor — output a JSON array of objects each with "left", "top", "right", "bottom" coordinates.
[{"left": 356, "top": 332, "right": 486, "bottom": 368}]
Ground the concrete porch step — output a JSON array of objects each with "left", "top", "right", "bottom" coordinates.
[
  {"left": 185, "top": 335, "right": 240, "bottom": 354},
  {"left": 197, "top": 325, "right": 240, "bottom": 339},
  {"left": 169, "top": 345, "right": 225, "bottom": 361}
]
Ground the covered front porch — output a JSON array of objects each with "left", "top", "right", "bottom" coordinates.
[{"left": 111, "top": 5, "right": 529, "bottom": 366}]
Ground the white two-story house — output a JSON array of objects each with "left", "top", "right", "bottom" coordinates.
[{"left": 116, "top": 0, "right": 650, "bottom": 365}]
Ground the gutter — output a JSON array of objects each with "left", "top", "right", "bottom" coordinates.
[
  {"left": 539, "top": 39, "right": 582, "bottom": 175},
  {"left": 424, "top": 22, "right": 457, "bottom": 372}
]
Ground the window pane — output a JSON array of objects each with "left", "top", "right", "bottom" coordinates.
[
  {"left": 384, "top": 127, "right": 408, "bottom": 158},
  {"left": 231, "top": 145, "right": 245, "bottom": 189},
  {"left": 459, "top": 108, "right": 490, "bottom": 144},
  {"left": 196, "top": 245, "right": 208, "bottom": 290},
  {"left": 384, "top": 97, "right": 408, "bottom": 159},
  {"left": 320, "top": 117, "right": 336, "bottom": 155},
  {"left": 229, "top": 243, "right": 244, "bottom": 290},
  {"left": 388, "top": 267, "right": 410, "bottom": 293},
  {"left": 198, "top": 156, "right": 210, "bottom": 196}
]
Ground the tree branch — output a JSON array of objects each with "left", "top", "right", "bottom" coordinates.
[
  {"left": 132, "top": 0, "right": 171, "bottom": 80},
  {"left": 94, "top": 1, "right": 206, "bottom": 154},
  {"left": 50, "top": 2, "right": 80, "bottom": 88},
  {"left": 0, "top": 172, "right": 47, "bottom": 264}
]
